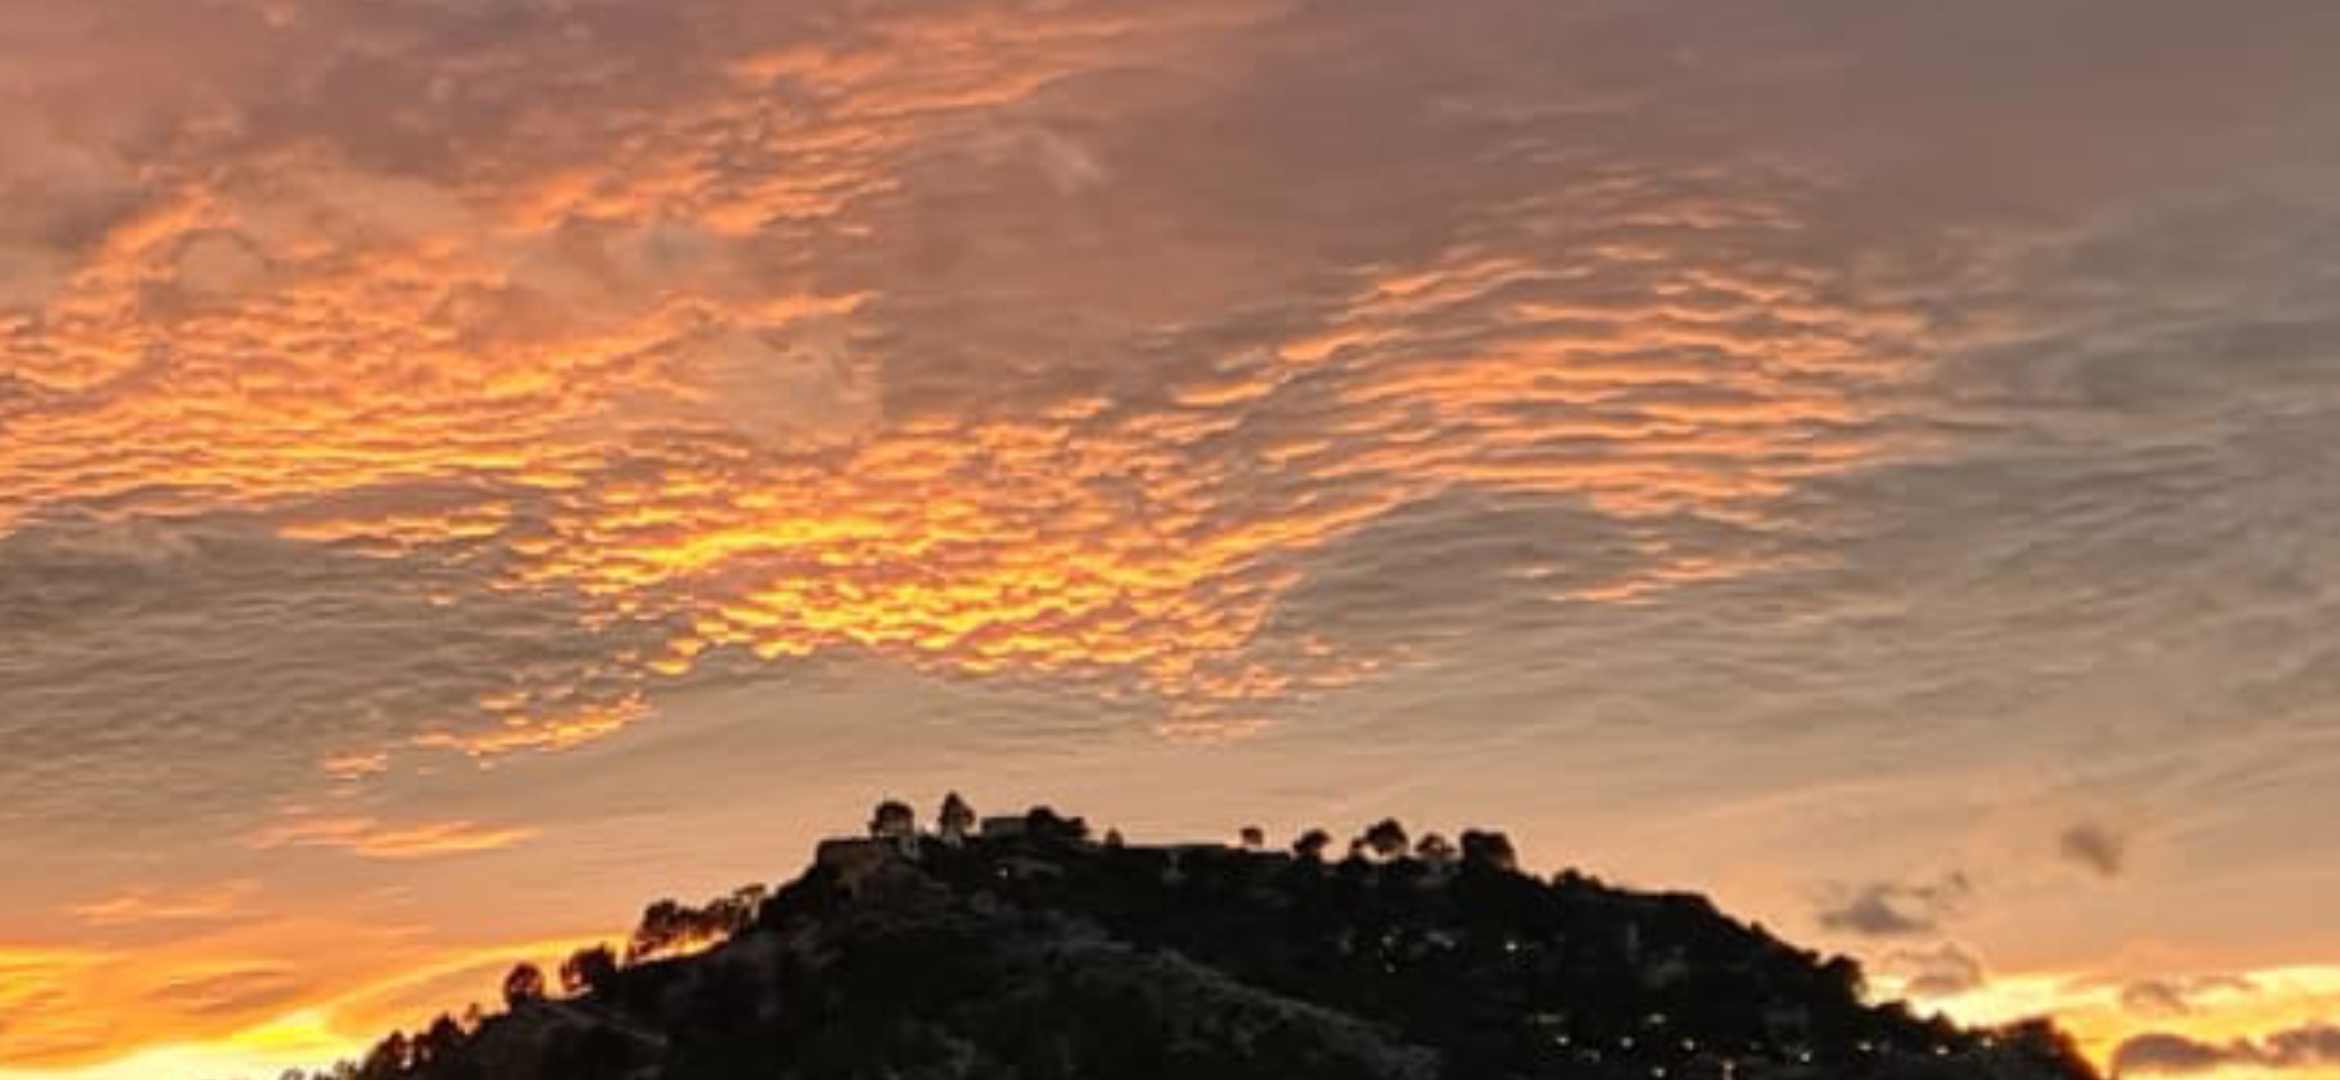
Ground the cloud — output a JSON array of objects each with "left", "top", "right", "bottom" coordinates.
[
  {"left": 0, "top": 508, "right": 654, "bottom": 839},
  {"left": 245, "top": 816, "right": 538, "bottom": 860},
  {"left": 2113, "top": 1022, "right": 2340, "bottom": 1075},
  {"left": 152, "top": 966, "right": 315, "bottom": 1019},
  {"left": 69, "top": 881, "right": 262, "bottom": 929},
  {"left": 0, "top": 0, "right": 1955, "bottom": 818},
  {"left": 2118, "top": 975, "right": 2259, "bottom": 1019},
  {"left": 1884, "top": 942, "right": 1987, "bottom": 998},
  {"left": 2114, "top": 1033, "right": 2244, "bottom": 1076},
  {"left": 6, "top": 0, "right": 2340, "bottom": 1066},
  {"left": 2058, "top": 821, "right": 2129, "bottom": 878},
  {"left": 0, "top": 924, "right": 596, "bottom": 1070},
  {"left": 1817, "top": 873, "right": 1972, "bottom": 937},
  {"left": 2117, "top": 981, "right": 2188, "bottom": 1020},
  {"left": 7, "top": 0, "right": 2337, "bottom": 798}
]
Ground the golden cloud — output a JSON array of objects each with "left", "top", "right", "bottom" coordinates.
[
  {"left": 68, "top": 881, "right": 262, "bottom": 929},
  {"left": 244, "top": 817, "right": 538, "bottom": 861},
  {"left": 0, "top": 0, "right": 1949, "bottom": 789}
]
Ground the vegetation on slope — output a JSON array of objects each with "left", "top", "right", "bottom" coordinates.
[{"left": 291, "top": 798, "right": 2099, "bottom": 1080}]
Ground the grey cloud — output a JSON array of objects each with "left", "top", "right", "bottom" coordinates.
[
  {"left": 1270, "top": 491, "right": 1750, "bottom": 647},
  {"left": 2119, "top": 975, "right": 2258, "bottom": 1020},
  {"left": 1817, "top": 873, "right": 1971, "bottom": 938},
  {"left": 1885, "top": 943, "right": 1986, "bottom": 998},
  {"left": 0, "top": 504, "right": 667, "bottom": 843},
  {"left": 2118, "top": 981, "right": 2189, "bottom": 1020},
  {"left": 0, "top": 130, "right": 142, "bottom": 308},
  {"left": 2113, "top": 1022, "right": 2340, "bottom": 1076},
  {"left": 2058, "top": 821, "right": 2127, "bottom": 878},
  {"left": 167, "top": 230, "right": 274, "bottom": 299},
  {"left": 2113, "top": 1033, "right": 2240, "bottom": 1076}
]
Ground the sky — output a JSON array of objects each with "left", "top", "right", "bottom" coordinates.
[{"left": 2, "top": 0, "right": 2338, "bottom": 1076}]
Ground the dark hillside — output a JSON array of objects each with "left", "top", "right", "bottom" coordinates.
[{"left": 301, "top": 800, "right": 2100, "bottom": 1080}]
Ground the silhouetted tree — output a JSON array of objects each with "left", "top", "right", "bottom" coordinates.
[
  {"left": 1361, "top": 818, "right": 1409, "bottom": 860},
  {"left": 1414, "top": 832, "right": 1456, "bottom": 866},
  {"left": 713, "top": 885, "right": 767, "bottom": 932},
  {"left": 1459, "top": 829, "right": 1518, "bottom": 873},
  {"left": 627, "top": 886, "right": 767, "bottom": 963},
  {"left": 938, "top": 791, "right": 975, "bottom": 842},
  {"left": 870, "top": 798, "right": 916, "bottom": 840},
  {"left": 629, "top": 899, "right": 687, "bottom": 962},
  {"left": 502, "top": 962, "right": 547, "bottom": 1008},
  {"left": 1293, "top": 828, "right": 1332, "bottom": 861},
  {"left": 559, "top": 943, "right": 620, "bottom": 997},
  {"left": 358, "top": 1032, "right": 410, "bottom": 1079},
  {"left": 1025, "top": 805, "right": 1089, "bottom": 842},
  {"left": 1240, "top": 825, "right": 1266, "bottom": 850},
  {"left": 622, "top": 883, "right": 767, "bottom": 963},
  {"left": 1822, "top": 954, "right": 1868, "bottom": 998},
  {"left": 414, "top": 1013, "right": 466, "bottom": 1069},
  {"left": 1998, "top": 1018, "right": 2097, "bottom": 1076}
]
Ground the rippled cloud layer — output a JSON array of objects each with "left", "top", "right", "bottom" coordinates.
[
  {"left": 2, "top": 0, "right": 1955, "bottom": 808},
  {"left": 6, "top": 0, "right": 2340, "bottom": 1072}
]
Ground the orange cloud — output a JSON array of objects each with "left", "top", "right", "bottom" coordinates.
[
  {"left": 1883, "top": 963, "right": 2340, "bottom": 1080},
  {"left": 8, "top": 1, "right": 2340, "bottom": 1077},
  {"left": 244, "top": 817, "right": 537, "bottom": 861},
  {"left": 0, "top": 0, "right": 1933, "bottom": 777},
  {"left": 0, "top": 924, "right": 606, "bottom": 1075},
  {"left": 68, "top": 881, "right": 261, "bottom": 929}
]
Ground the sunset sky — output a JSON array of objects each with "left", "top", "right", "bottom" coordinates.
[{"left": 4, "top": 1, "right": 2340, "bottom": 1076}]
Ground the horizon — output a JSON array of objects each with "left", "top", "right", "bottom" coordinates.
[{"left": 5, "top": 1, "right": 2339, "bottom": 1078}]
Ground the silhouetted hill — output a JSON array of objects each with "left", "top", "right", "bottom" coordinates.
[{"left": 303, "top": 801, "right": 2102, "bottom": 1080}]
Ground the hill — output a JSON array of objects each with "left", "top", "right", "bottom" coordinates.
[{"left": 300, "top": 800, "right": 2101, "bottom": 1080}]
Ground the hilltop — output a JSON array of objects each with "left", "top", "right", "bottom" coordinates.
[{"left": 301, "top": 799, "right": 2100, "bottom": 1080}]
